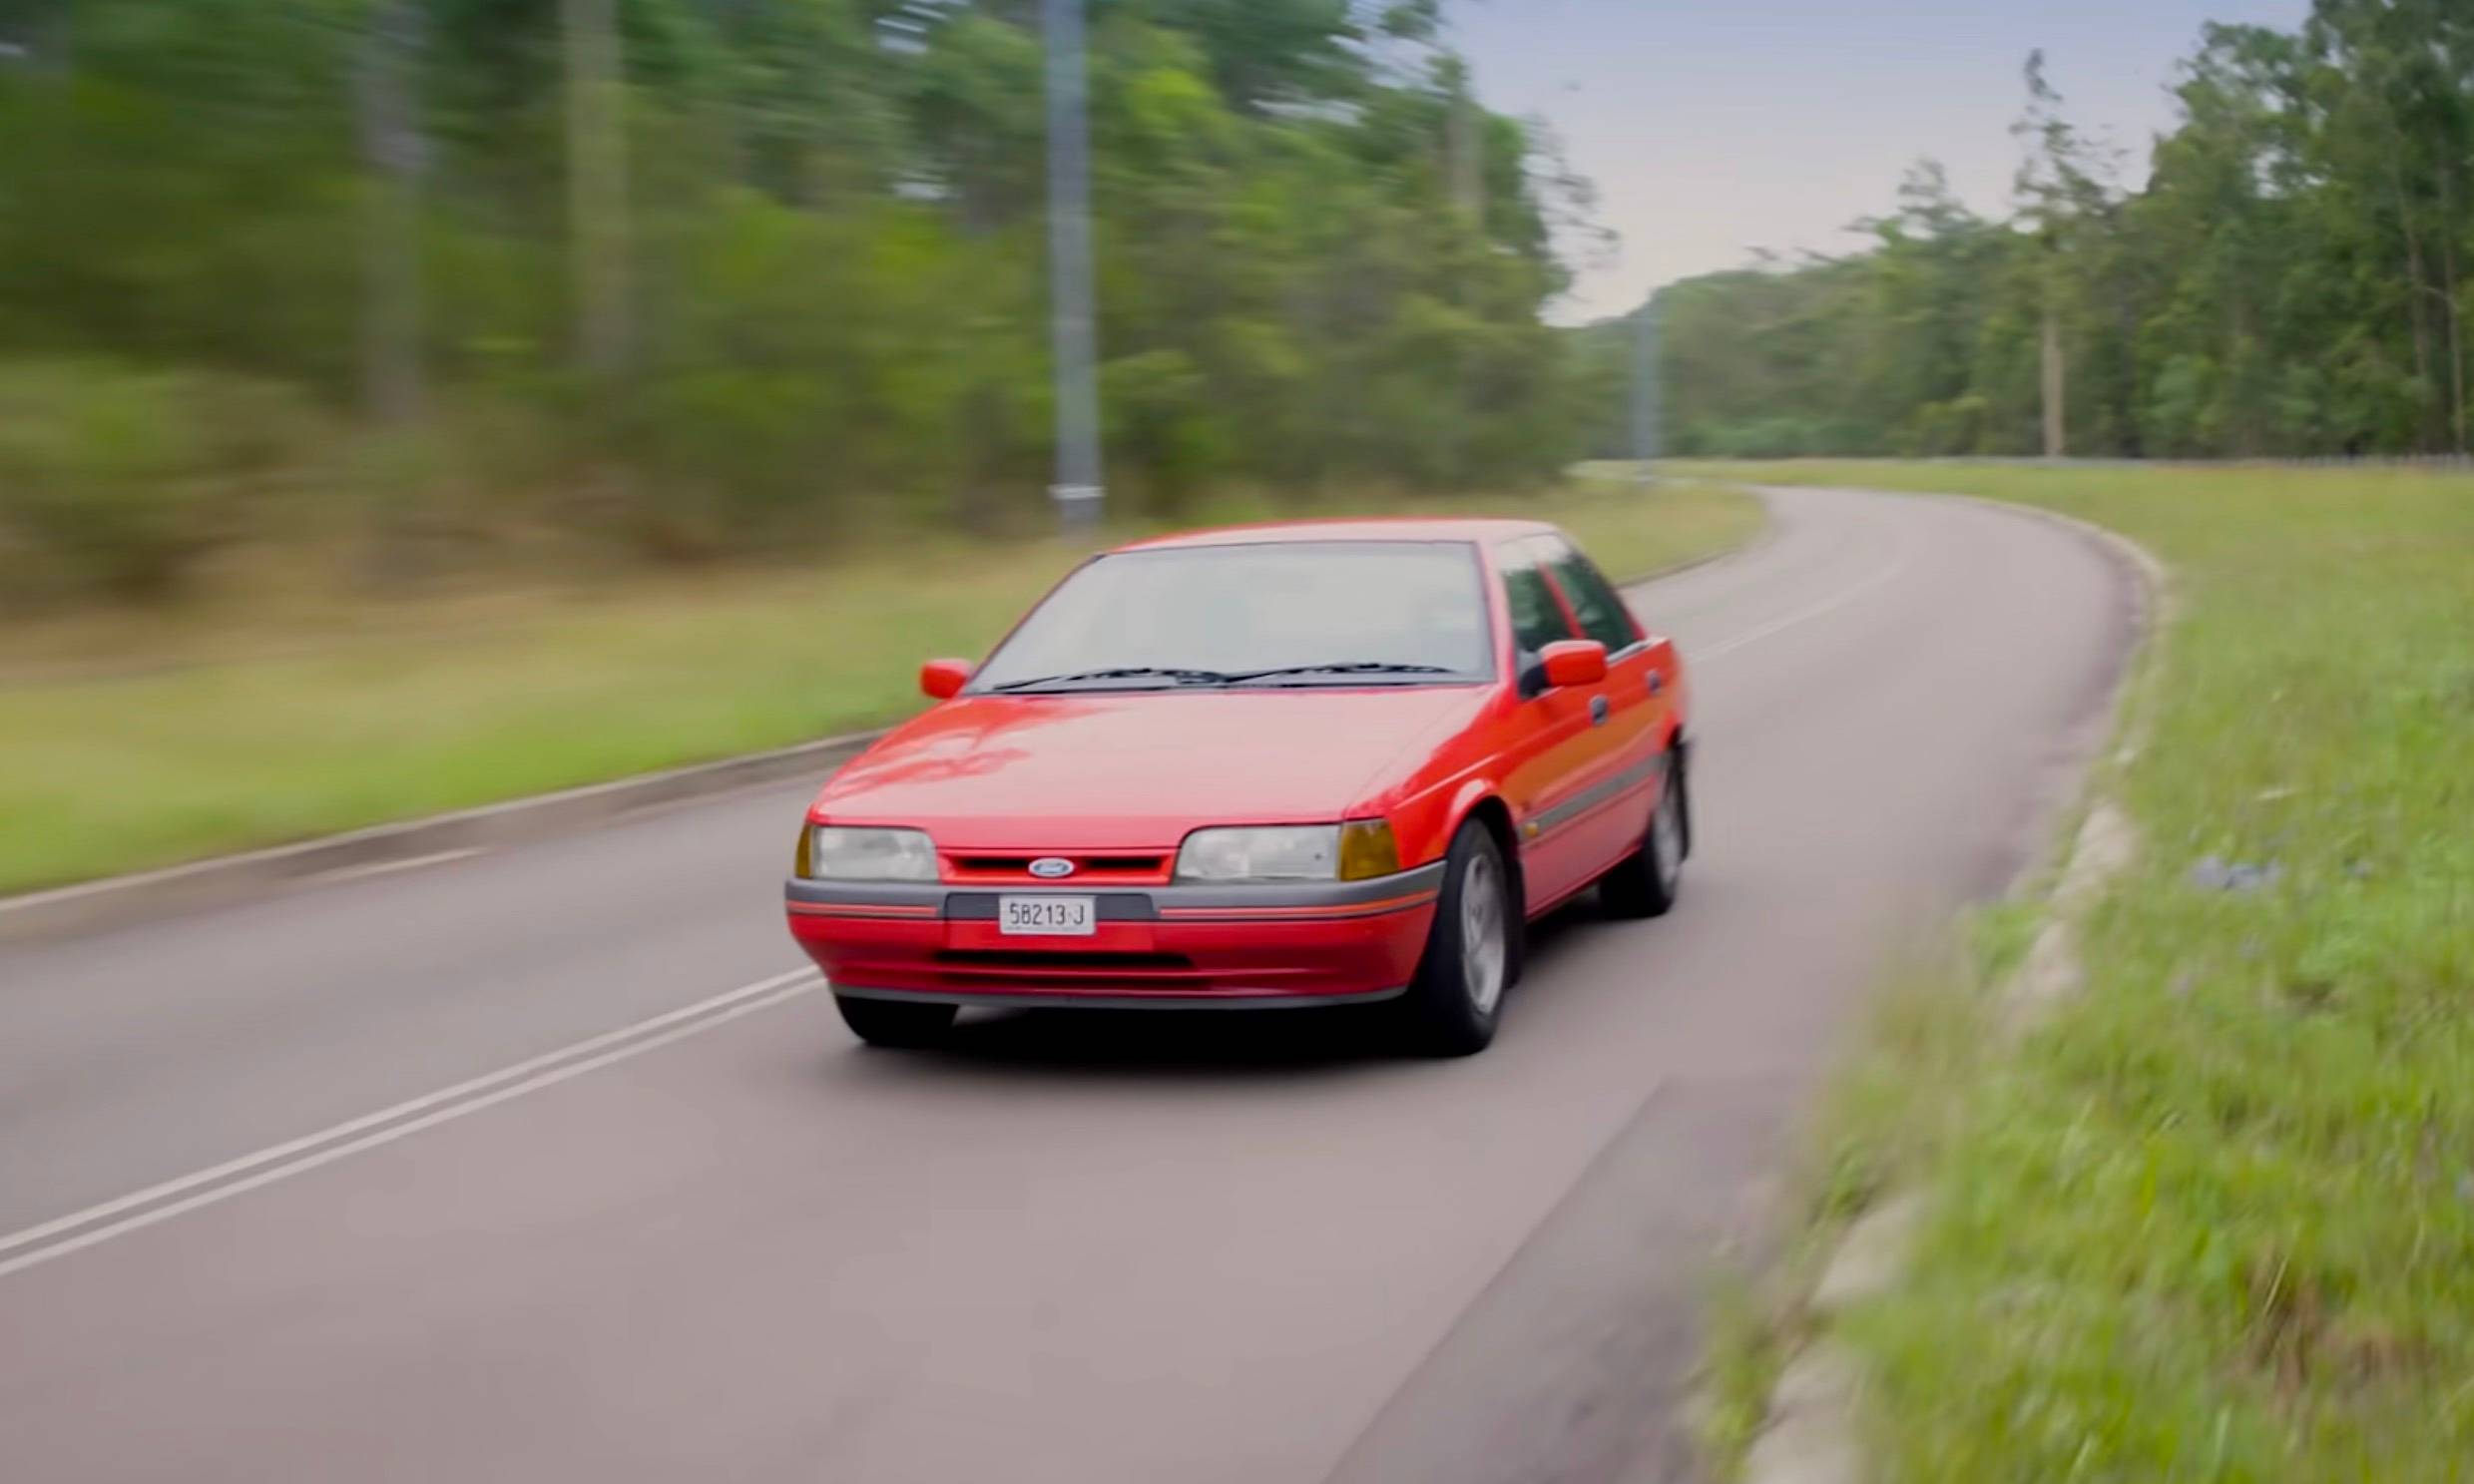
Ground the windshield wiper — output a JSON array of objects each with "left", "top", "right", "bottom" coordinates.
[
  {"left": 986, "top": 667, "right": 1238, "bottom": 693},
  {"left": 1225, "top": 662, "right": 1458, "bottom": 686},
  {"left": 989, "top": 662, "right": 1459, "bottom": 693}
]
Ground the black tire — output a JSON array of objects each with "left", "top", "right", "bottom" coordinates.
[
  {"left": 1601, "top": 747, "right": 1687, "bottom": 920},
  {"left": 1397, "top": 821, "right": 1516, "bottom": 1057},
  {"left": 834, "top": 994, "right": 958, "bottom": 1050}
]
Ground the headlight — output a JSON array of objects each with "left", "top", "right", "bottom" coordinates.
[
  {"left": 1175, "top": 820, "right": 1400, "bottom": 883},
  {"left": 799, "top": 825, "right": 938, "bottom": 882}
]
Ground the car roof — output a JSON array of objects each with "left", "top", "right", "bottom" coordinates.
[{"left": 1112, "top": 516, "right": 1560, "bottom": 553}]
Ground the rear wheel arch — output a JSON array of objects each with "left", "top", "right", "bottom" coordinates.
[{"left": 1666, "top": 728, "right": 1693, "bottom": 857}]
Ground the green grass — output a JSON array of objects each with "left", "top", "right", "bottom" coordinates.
[
  {"left": 0, "top": 478, "right": 1761, "bottom": 895},
  {"left": 1678, "top": 462, "right": 2474, "bottom": 1481}
]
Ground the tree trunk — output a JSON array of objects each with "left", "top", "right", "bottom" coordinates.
[
  {"left": 2115, "top": 292, "right": 2142, "bottom": 458},
  {"left": 2387, "top": 153, "right": 2435, "bottom": 448},
  {"left": 2440, "top": 173, "right": 2466, "bottom": 454},
  {"left": 1438, "top": 55, "right": 1481, "bottom": 222},
  {"left": 2444, "top": 256, "right": 2466, "bottom": 456},
  {"left": 1448, "top": 84, "right": 1482, "bottom": 220},
  {"left": 563, "top": 0, "right": 632, "bottom": 379},
  {"left": 355, "top": 0, "right": 426, "bottom": 425},
  {"left": 2405, "top": 236, "right": 2434, "bottom": 447},
  {"left": 2227, "top": 280, "right": 2252, "bottom": 457},
  {"left": 2040, "top": 297, "right": 2066, "bottom": 458}
]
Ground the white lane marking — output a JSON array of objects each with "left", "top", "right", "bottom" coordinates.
[
  {"left": 0, "top": 979, "right": 816, "bottom": 1280},
  {"left": 313, "top": 847, "right": 486, "bottom": 886},
  {"left": 0, "top": 967, "right": 820, "bottom": 1273},
  {"left": 1688, "top": 550, "right": 1910, "bottom": 664}
]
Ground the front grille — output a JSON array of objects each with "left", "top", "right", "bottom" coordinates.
[{"left": 945, "top": 853, "right": 1172, "bottom": 883}]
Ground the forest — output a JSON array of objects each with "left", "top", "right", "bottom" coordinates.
[
  {"left": 1577, "top": 0, "right": 2474, "bottom": 463},
  {"left": 13, "top": 0, "right": 2474, "bottom": 605},
  {"left": 0, "top": 0, "right": 1588, "bottom": 601}
]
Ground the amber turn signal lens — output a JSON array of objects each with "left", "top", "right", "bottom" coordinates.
[{"left": 1336, "top": 819, "right": 1401, "bottom": 881}]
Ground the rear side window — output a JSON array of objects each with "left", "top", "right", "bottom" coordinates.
[
  {"left": 1497, "top": 541, "right": 1576, "bottom": 659},
  {"left": 1539, "top": 538, "right": 1642, "bottom": 653}
]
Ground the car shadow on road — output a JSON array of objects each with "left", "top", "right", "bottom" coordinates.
[{"left": 827, "top": 899, "right": 1603, "bottom": 1084}]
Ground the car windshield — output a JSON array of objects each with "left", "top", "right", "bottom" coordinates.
[{"left": 970, "top": 540, "right": 1492, "bottom": 693}]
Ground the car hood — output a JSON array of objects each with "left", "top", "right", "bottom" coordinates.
[{"left": 811, "top": 688, "right": 1488, "bottom": 848}]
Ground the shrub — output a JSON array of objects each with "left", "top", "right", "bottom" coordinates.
[{"left": 0, "top": 360, "right": 316, "bottom": 601}]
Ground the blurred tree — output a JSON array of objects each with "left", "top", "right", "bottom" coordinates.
[
  {"left": 1577, "top": 1, "right": 2474, "bottom": 464},
  {"left": 563, "top": 0, "right": 632, "bottom": 377},
  {"left": 2011, "top": 51, "right": 2129, "bottom": 458},
  {"left": 0, "top": 0, "right": 1597, "bottom": 593},
  {"left": 357, "top": 0, "right": 430, "bottom": 423}
]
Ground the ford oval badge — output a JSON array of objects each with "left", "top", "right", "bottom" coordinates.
[{"left": 1028, "top": 857, "right": 1076, "bottom": 879}]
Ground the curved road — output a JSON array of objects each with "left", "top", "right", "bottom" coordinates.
[{"left": 0, "top": 486, "right": 2136, "bottom": 1483}]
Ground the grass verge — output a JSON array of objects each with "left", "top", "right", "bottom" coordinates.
[
  {"left": 1679, "top": 461, "right": 2474, "bottom": 1480},
  {"left": 0, "top": 478, "right": 1760, "bottom": 896}
]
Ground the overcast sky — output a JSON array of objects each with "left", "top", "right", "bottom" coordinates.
[{"left": 1453, "top": 0, "right": 2311, "bottom": 322}]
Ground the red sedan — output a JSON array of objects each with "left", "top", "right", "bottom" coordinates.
[{"left": 785, "top": 519, "right": 1692, "bottom": 1056}]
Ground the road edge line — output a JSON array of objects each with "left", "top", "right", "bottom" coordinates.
[{"left": 0, "top": 730, "right": 889, "bottom": 944}]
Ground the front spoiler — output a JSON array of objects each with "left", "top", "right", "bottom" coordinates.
[{"left": 830, "top": 984, "right": 1409, "bottom": 1012}]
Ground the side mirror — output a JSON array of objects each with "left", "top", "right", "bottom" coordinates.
[
  {"left": 920, "top": 659, "right": 973, "bottom": 700},
  {"left": 1539, "top": 639, "right": 1609, "bottom": 690}
]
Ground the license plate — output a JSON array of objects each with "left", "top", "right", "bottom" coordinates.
[{"left": 998, "top": 895, "right": 1097, "bottom": 937}]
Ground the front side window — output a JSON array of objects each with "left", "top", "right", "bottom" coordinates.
[
  {"left": 971, "top": 541, "right": 1492, "bottom": 692},
  {"left": 1538, "top": 538, "right": 1642, "bottom": 653},
  {"left": 1498, "top": 540, "right": 1577, "bottom": 663}
]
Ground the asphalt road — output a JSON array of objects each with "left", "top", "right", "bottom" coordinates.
[{"left": 0, "top": 485, "right": 2136, "bottom": 1484}]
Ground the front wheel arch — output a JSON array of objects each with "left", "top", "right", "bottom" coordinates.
[
  {"left": 1449, "top": 792, "right": 1526, "bottom": 984},
  {"left": 1397, "top": 817, "right": 1515, "bottom": 1056}
]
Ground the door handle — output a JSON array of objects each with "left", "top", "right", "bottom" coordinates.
[
  {"left": 1648, "top": 672, "right": 1665, "bottom": 696},
  {"left": 1590, "top": 696, "right": 1611, "bottom": 727}
]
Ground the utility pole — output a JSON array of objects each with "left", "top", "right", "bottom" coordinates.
[
  {"left": 1043, "top": 0, "right": 1105, "bottom": 530},
  {"left": 2040, "top": 299, "right": 2065, "bottom": 459},
  {"left": 1631, "top": 296, "right": 1661, "bottom": 485}
]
